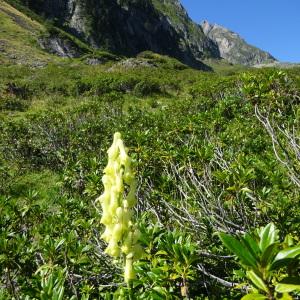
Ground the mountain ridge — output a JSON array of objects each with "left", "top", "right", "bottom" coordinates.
[
  {"left": 201, "top": 20, "right": 277, "bottom": 66},
  {"left": 2, "top": 0, "right": 279, "bottom": 69},
  {"left": 14, "top": 0, "right": 219, "bottom": 69}
]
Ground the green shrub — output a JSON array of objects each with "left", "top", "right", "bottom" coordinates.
[
  {"left": 219, "top": 223, "right": 300, "bottom": 299},
  {"left": 133, "top": 79, "right": 161, "bottom": 96}
]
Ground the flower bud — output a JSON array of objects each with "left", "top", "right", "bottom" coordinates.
[
  {"left": 116, "top": 207, "right": 124, "bottom": 218},
  {"left": 100, "top": 211, "right": 112, "bottom": 226},
  {"left": 101, "top": 225, "right": 113, "bottom": 243},
  {"left": 124, "top": 258, "right": 135, "bottom": 283},
  {"left": 121, "top": 244, "right": 131, "bottom": 255},
  {"left": 132, "top": 229, "right": 141, "bottom": 244},
  {"left": 115, "top": 174, "right": 123, "bottom": 193},
  {"left": 102, "top": 175, "right": 112, "bottom": 189},
  {"left": 96, "top": 191, "right": 109, "bottom": 205},
  {"left": 110, "top": 189, "right": 119, "bottom": 212},
  {"left": 105, "top": 240, "right": 120, "bottom": 258},
  {"left": 126, "top": 188, "right": 136, "bottom": 208},
  {"left": 112, "top": 223, "right": 124, "bottom": 241},
  {"left": 133, "top": 244, "right": 144, "bottom": 260}
]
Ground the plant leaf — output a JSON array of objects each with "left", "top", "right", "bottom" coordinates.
[
  {"left": 241, "top": 293, "right": 268, "bottom": 300},
  {"left": 280, "top": 293, "right": 293, "bottom": 300},
  {"left": 260, "top": 242, "right": 279, "bottom": 268},
  {"left": 219, "top": 233, "right": 257, "bottom": 267},
  {"left": 258, "top": 223, "right": 278, "bottom": 253},
  {"left": 242, "top": 233, "right": 261, "bottom": 260},
  {"left": 275, "top": 277, "right": 300, "bottom": 293},
  {"left": 274, "top": 245, "right": 300, "bottom": 260},
  {"left": 246, "top": 271, "right": 269, "bottom": 293},
  {"left": 271, "top": 245, "right": 300, "bottom": 270}
]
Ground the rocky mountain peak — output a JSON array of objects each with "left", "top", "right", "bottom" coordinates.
[
  {"left": 201, "top": 20, "right": 213, "bottom": 35},
  {"left": 200, "top": 20, "right": 277, "bottom": 66}
]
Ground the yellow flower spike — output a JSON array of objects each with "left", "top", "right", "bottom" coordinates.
[{"left": 97, "top": 132, "right": 142, "bottom": 284}]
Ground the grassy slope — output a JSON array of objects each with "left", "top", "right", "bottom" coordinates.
[{"left": 0, "top": 1, "right": 60, "bottom": 65}]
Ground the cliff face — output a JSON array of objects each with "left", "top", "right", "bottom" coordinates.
[
  {"left": 150, "top": 0, "right": 220, "bottom": 58},
  {"left": 201, "top": 20, "right": 276, "bottom": 66},
  {"left": 19, "top": 0, "right": 219, "bottom": 69}
]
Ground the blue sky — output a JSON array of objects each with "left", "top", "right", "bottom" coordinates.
[{"left": 180, "top": 0, "right": 300, "bottom": 63}]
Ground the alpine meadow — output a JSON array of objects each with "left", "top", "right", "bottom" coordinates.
[{"left": 0, "top": 0, "right": 299, "bottom": 299}]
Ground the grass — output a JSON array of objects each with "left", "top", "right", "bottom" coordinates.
[{"left": 0, "top": 1, "right": 63, "bottom": 65}]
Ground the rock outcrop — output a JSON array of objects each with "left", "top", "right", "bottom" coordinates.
[{"left": 38, "top": 35, "right": 82, "bottom": 58}]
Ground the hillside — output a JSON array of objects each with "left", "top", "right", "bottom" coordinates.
[
  {"left": 0, "top": 1, "right": 300, "bottom": 299},
  {"left": 0, "top": 1, "right": 98, "bottom": 66},
  {"left": 0, "top": 0, "right": 51, "bottom": 65},
  {"left": 12, "top": 0, "right": 216, "bottom": 69},
  {"left": 9, "top": 0, "right": 278, "bottom": 69}
]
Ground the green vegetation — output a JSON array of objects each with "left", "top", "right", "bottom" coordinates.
[
  {"left": 0, "top": 26, "right": 300, "bottom": 298},
  {"left": 220, "top": 223, "right": 300, "bottom": 299},
  {"left": 0, "top": 1, "right": 51, "bottom": 65}
]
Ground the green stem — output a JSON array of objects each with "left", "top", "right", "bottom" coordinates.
[{"left": 127, "top": 281, "right": 134, "bottom": 300}]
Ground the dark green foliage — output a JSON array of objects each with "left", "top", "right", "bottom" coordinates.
[
  {"left": 1, "top": 59, "right": 300, "bottom": 299},
  {"left": 219, "top": 223, "right": 300, "bottom": 299}
]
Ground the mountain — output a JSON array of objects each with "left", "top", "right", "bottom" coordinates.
[
  {"left": 14, "top": 0, "right": 220, "bottom": 70},
  {"left": 201, "top": 20, "right": 277, "bottom": 66},
  {"left": 3, "top": 0, "right": 278, "bottom": 69}
]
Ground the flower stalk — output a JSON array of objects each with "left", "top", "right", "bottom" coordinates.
[{"left": 97, "top": 132, "right": 142, "bottom": 283}]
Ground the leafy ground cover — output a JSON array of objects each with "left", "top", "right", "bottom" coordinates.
[{"left": 0, "top": 52, "right": 300, "bottom": 299}]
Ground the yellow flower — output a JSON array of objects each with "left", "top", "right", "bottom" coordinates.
[{"left": 98, "top": 132, "right": 143, "bottom": 283}]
